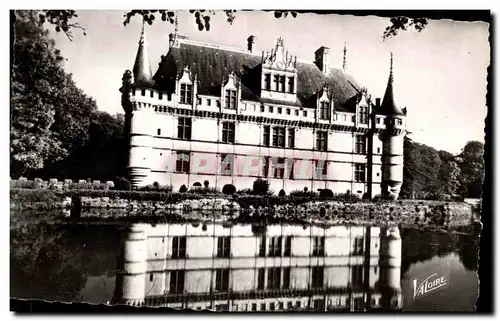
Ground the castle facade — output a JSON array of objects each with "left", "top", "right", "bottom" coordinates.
[{"left": 120, "top": 25, "right": 407, "bottom": 199}]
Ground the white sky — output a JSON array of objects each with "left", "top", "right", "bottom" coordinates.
[{"left": 50, "top": 10, "right": 489, "bottom": 155}]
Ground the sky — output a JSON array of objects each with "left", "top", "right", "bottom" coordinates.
[{"left": 50, "top": 10, "right": 490, "bottom": 155}]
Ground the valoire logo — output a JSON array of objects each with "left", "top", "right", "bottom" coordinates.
[{"left": 412, "top": 273, "right": 448, "bottom": 299}]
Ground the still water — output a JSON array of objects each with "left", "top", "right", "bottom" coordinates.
[{"left": 10, "top": 211, "right": 479, "bottom": 312}]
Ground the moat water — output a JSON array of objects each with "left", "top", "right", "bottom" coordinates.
[{"left": 10, "top": 210, "right": 479, "bottom": 312}]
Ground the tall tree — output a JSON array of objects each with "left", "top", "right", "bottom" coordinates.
[
  {"left": 11, "top": 11, "right": 66, "bottom": 177},
  {"left": 11, "top": 10, "right": 98, "bottom": 178},
  {"left": 457, "top": 141, "right": 484, "bottom": 198}
]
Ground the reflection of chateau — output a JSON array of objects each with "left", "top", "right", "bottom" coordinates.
[
  {"left": 112, "top": 223, "right": 402, "bottom": 312},
  {"left": 120, "top": 22, "right": 407, "bottom": 199}
]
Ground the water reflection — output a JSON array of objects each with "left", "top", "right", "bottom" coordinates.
[{"left": 110, "top": 222, "right": 403, "bottom": 312}]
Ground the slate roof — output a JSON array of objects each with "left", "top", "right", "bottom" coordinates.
[
  {"left": 133, "top": 32, "right": 155, "bottom": 88},
  {"left": 380, "top": 74, "right": 405, "bottom": 116},
  {"left": 152, "top": 41, "right": 362, "bottom": 111}
]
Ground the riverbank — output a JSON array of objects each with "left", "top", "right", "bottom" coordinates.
[{"left": 10, "top": 188, "right": 480, "bottom": 229}]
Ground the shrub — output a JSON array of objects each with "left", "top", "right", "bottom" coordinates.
[
  {"left": 193, "top": 182, "right": 202, "bottom": 187},
  {"left": 114, "top": 177, "right": 132, "bottom": 191},
  {"left": 222, "top": 184, "right": 236, "bottom": 195},
  {"left": 319, "top": 189, "right": 334, "bottom": 199},
  {"left": 153, "top": 181, "right": 160, "bottom": 189},
  {"left": 278, "top": 189, "right": 286, "bottom": 197},
  {"left": 252, "top": 179, "right": 269, "bottom": 195},
  {"left": 304, "top": 187, "right": 309, "bottom": 193},
  {"left": 179, "top": 185, "right": 188, "bottom": 193},
  {"left": 204, "top": 180, "right": 210, "bottom": 188}
]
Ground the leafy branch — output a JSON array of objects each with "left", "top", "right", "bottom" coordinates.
[{"left": 383, "top": 16, "right": 428, "bottom": 40}]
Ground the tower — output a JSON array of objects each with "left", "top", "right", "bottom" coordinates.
[
  {"left": 111, "top": 224, "right": 148, "bottom": 306},
  {"left": 378, "top": 226, "right": 403, "bottom": 310},
  {"left": 121, "top": 21, "right": 156, "bottom": 187},
  {"left": 379, "top": 53, "right": 406, "bottom": 200}
]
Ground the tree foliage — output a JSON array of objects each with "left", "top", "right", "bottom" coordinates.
[
  {"left": 34, "top": 9, "right": 427, "bottom": 40},
  {"left": 401, "top": 137, "right": 484, "bottom": 200},
  {"left": 11, "top": 11, "right": 122, "bottom": 180}
]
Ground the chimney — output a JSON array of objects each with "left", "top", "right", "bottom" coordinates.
[
  {"left": 247, "top": 35, "right": 256, "bottom": 53},
  {"left": 315, "top": 46, "right": 330, "bottom": 75}
]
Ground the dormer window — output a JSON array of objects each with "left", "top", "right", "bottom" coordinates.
[
  {"left": 359, "top": 106, "right": 368, "bottom": 124},
  {"left": 264, "top": 74, "right": 271, "bottom": 91},
  {"left": 273, "top": 75, "right": 279, "bottom": 91},
  {"left": 180, "top": 84, "right": 193, "bottom": 104},
  {"left": 279, "top": 76, "right": 286, "bottom": 92},
  {"left": 287, "top": 77, "right": 295, "bottom": 93},
  {"left": 224, "top": 89, "right": 237, "bottom": 109},
  {"left": 319, "top": 102, "right": 330, "bottom": 120}
]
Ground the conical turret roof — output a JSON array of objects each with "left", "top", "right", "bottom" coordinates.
[
  {"left": 380, "top": 53, "right": 404, "bottom": 116},
  {"left": 132, "top": 22, "right": 155, "bottom": 88}
]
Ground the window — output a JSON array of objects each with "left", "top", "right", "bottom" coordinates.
[
  {"left": 225, "top": 89, "right": 237, "bottom": 109},
  {"left": 172, "top": 236, "right": 186, "bottom": 258},
  {"left": 175, "top": 151, "right": 190, "bottom": 173},
  {"left": 312, "top": 236, "right": 325, "bottom": 256},
  {"left": 168, "top": 93, "right": 172, "bottom": 101},
  {"left": 314, "top": 160, "right": 328, "bottom": 178},
  {"left": 157, "top": 128, "right": 161, "bottom": 136},
  {"left": 269, "top": 236, "right": 282, "bottom": 256},
  {"left": 353, "top": 237, "right": 364, "bottom": 255},
  {"left": 355, "top": 164, "right": 366, "bottom": 182},
  {"left": 177, "top": 117, "right": 192, "bottom": 140},
  {"left": 267, "top": 267, "right": 281, "bottom": 289},
  {"left": 277, "top": 107, "right": 282, "bottom": 114},
  {"left": 397, "top": 118, "right": 403, "bottom": 125},
  {"left": 273, "top": 75, "right": 279, "bottom": 91},
  {"left": 260, "top": 105, "right": 265, "bottom": 112},
  {"left": 287, "top": 77, "right": 295, "bottom": 93},
  {"left": 316, "top": 131, "right": 328, "bottom": 151},
  {"left": 359, "top": 106, "right": 368, "bottom": 124},
  {"left": 351, "top": 265, "right": 363, "bottom": 287},
  {"left": 303, "top": 110, "right": 308, "bottom": 117},
  {"left": 352, "top": 115, "right": 356, "bottom": 122},
  {"left": 311, "top": 266, "right": 324, "bottom": 288},
  {"left": 180, "top": 84, "right": 193, "bottom": 104},
  {"left": 353, "top": 297, "right": 364, "bottom": 311},
  {"left": 314, "top": 299, "right": 324, "bottom": 310},
  {"left": 252, "top": 303, "right": 257, "bottom": 311},
  {"left": 262, "top": 157, "right": 270, "bottom": 177},
  {"left": 220, "top": 154, "right": 233, "bottom": 175},
  {"left": 264, "top": 73, "right": 271, "bottom": 91},
  {"left": 150, "top": 91, "right": 154, "bottom": 98},
  {"left": 319, "top": 101, "right": 330, "bottom": 120},
  {"left": 274, "top": 158, "right": 285, "bottom": 179},
  {"left": 141, "top": 89, "right": 145, "bottom": 96},
  {"left": 197, "top": 97, "right": 202, "bottom": 105},
  {"left": 259, "top": 235, "right": 266, "bottom": 257},
  {"left": 207, "top": 99, "right": 211, "bottom": 106},
  {"left": 222, "top": 122, "right": 235, "bottom": 144},
  {"left": 355, "top": 136, "right": 366, "bottom": 154},
  {"left": 159, "top": 92, "right": 163, "bottom": 100},
  {"left": 287, "top": 129, "right": 295, "bottom": 148},
  {"left": 258, "top": 268, "right": 265, "bottom": 290},
  {"left": 295, "top": 110, "right": 299, "bottom": 116},
  {"left": 272, "top": 127, "right": 286, "bottom": 147},
  {"left": 169, "top": 270, "right": 185, "bottom": 293},
  {"left": 217, "top": 236, "right": 231, "bottom": 257},
  {"left": 216, "top": 100, "right": 221, "bottom": 107},
  {"left": 286, "top": 108, "right": 291, "bottom": 115},
  {"left": 283, "top": 267, "right": 290, "bottom": 289},
  {"left": 376, "top": 117, "right": 381, "bottom": 124},
  {"left": 269, "top": 106, "right": 274, "bottom": 113},
  {"left": 263, "top": 125, "right": 270, "bottom": 146},
  {"left": 260, "top": 303, "right": 266, "bottom": 311},
  {"left": 377, "top": 147, "right": 381, "bottom": 154},
  {"left": 215, "top": 269, "right": 229, "bottom": 292},
  {"left": 279, "top": 302, "right": 284, "bottom": 310},
  {"left": 279, "top": 75, "right": 286, "bottom": 92},
  {"left": 284, "top": 236, "right": 292, "bottom": 256}
]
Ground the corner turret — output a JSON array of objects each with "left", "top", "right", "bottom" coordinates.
[{"left": 380, "top": 53, "right": 406, "bottom": 200}]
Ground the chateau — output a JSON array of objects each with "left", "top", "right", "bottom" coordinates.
[
  {"left": 120, "top": 24, "right": 407, "bottom": 199},
  {"left": 111, "top": 222, "right": 403, "bottom": 311}
]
